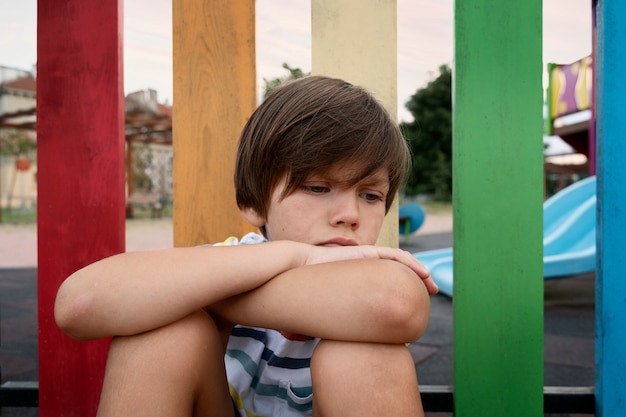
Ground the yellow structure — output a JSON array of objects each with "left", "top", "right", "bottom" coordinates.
[{"left": 311, "top": 0, "right": 399, "bottom": 247}]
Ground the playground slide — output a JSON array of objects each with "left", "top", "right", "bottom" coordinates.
[
  {"left": 414, "top": 176, "right": 597, "bottom": 297},
  {"left": 543, "top": 176, "right": 596, "bottom": 278}
]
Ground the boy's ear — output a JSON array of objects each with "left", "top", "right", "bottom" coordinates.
[{"left": 240, "top": 207, "right": 266, "bottom": 228}]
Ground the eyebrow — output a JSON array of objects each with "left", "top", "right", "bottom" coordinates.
[
  {"left": 344, "top": 172, "right": 391, "bottom": 191},
  {"left": 303, "top": 167, "right": 390, "bottom": 189}
]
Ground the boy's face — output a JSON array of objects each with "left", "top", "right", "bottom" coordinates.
[{"left": 245, "top": 166, "right": 390, "bottom": 246}]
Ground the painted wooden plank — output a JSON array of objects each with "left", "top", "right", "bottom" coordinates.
[
  {"left": 172, "top": 0, "right": 256, "bottom": 247},
  {"left": 311, "top": 0, "right": 399, "bottom": 248},
  {"left": 595, "top": 0, "right": 626, "bottom": 415},
  {"left": 36, "top": 1, "right": 125, "bottom": 415},
  {"left": 453, "top": 2, "right": 544, "bottom": 416}
]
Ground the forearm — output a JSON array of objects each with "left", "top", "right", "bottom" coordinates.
[
  {"left": 212, "top": 259, "right": 430, "bottom": 344},
  {"left": 55, "top": 241, "right": 304, "bottom": 340}
]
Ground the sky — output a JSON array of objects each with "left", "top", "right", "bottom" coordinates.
[{"left": 1, "top": 0, "right": 592, "bottom": 124}]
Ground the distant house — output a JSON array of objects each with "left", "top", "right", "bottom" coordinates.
[
  {"left": 0, "top": 66, "right": 37, "bottom": 210},
  {"left": 0, "top": 65, "right": 173, "bottom": 215},
  {"left": 124, "top": 89, "right": 173, "bottom": 217}
]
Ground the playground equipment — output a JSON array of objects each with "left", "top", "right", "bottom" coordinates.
[
  {"left": 414, "top": 176, "right": 597, "bottom": 297},
  {"left": 398, "top": 202, "right": 425, "bottom": 244},
  {"left": 544, "top": 176, "right": 596, "bottom": 278},
  {"left": 2, "top": 0, "right": 624, "bottom": 416}
]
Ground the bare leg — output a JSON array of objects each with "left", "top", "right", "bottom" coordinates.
[
  {"left": 97, "top": 310, "right": 234, "bottom": 417},
  {"left": 311, "top": 340, "right": 423, "bottom": 417}
]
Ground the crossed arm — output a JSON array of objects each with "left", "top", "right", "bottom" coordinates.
[{"left": 55, "top": 241, "right": 436, "bottom": 343}]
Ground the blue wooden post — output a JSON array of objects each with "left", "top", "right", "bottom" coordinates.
[{"left": 595, "top": 0, "right": 626, "bottom": 415}]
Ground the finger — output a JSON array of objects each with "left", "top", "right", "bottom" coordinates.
[
  {"left": 363, "top": 248, "right": 439, "bottom": 294},
  {"left": 422, "top": 277, "right": 439, "bottom": 295},
  {"left": 391, "top": 251, "right": 437, "bottom": 294},
  {"left": 395, "top": 251, "right": 430, "bottom": 278},
  {"left": 390, "top": 252, "right": 438, "bottom": 295}
]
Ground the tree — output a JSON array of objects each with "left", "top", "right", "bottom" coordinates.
[
  {"left": 262, "top": 63, "right": 309, "bottom": 100},
  {"left": 0, "top": 128, "right": 37, "bottom": 221},
  {"left": 401, "top": 65, "right": 452, "bottom": 200},
  {"left": 0, "top": 128, "right": 36, "bottom": 159}
]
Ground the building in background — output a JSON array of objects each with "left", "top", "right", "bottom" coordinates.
[
  {"left": 0, "top": 65, "right": 173, "bottom": 218},
  {"left": 0, "top": 65, "right": 37, "bottom": 212}
]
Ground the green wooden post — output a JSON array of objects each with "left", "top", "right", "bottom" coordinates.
[{"left": 453, "top": 2, "right": 544, "bottom": 416}]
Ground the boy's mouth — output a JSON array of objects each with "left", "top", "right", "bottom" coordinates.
[{"left": 320, "top": 238, "right": 358, "bottom": 247}]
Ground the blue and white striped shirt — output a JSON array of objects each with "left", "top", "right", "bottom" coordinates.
[
  {"left": 226, "top": 326, "right": 318, "bottom": 416},
  {"left": 216, "top": 233, "right": 318, "bottom": 417}
]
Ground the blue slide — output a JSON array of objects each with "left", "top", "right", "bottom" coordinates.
[{"left": 413, "top": 176, "right": 597, "bottom": 297}]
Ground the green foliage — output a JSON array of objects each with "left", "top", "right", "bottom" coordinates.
[
  {"left": 401, "top": 65, "right": 452, "bottom": 201},
  {"left": 131, "top": 143, "right": 155, "bottom": 193},
  {"left": 0, "top": 128, "right": 36, "bottom": 158},
  {"left": 1, "top": 206, "right": 37, "bottom": 224},
  {"left": 262, "top": 63, "right": 309, "bottom": 100}
]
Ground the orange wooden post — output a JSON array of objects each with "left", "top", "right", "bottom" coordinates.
[
  {"left": 172, "top": 0, "right": 256, "bottom": 246},
  {"left": 37, "top": 1, "right": 125, "bottom": 415}
]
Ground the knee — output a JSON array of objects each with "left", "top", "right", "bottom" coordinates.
[
  {"left": 107, "top": 310, "right": 224, "bottom": 380},
  {"left": 100, "top": 311, "right": 234, "bottom": 416},
  {"left": 310, "top": 341, "right": 421, "bottom": 416},
  {"left": 312, "top": 339, "right": 412, "bottom": 364},
  {"left": 310, "top": 339, "right": 341, "bottom": 374},
  {"left": 311, "top": 340, "right": 416, "bottom": 384}
]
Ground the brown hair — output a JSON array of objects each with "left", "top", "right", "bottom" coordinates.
[{"left": 234, "top": 75, "right": 410, "bottom": 220}]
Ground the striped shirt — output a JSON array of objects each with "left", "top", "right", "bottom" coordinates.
[
  {"left": 226, "top": 326, "right": 318, "bottom": 416},
  {"left": 215, "top": 233, "right": 318, "bottom": 417}
]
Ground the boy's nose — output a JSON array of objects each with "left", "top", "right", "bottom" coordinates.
[{"left": 330, "top": 194, "right": 360, "bottom": 229}]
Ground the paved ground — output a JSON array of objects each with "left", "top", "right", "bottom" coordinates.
[
  {"left": 0, "top": 218, "right": 176, "bottom": 268},
  {"left": 0, "top": 210, "right": 453, "bottom": 268},
  {"left": 0, "top": 213, "right": 594, "bottom": 416}
]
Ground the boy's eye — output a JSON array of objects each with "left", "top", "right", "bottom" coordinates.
[
  {"left": 362, "top": 192, "right": 384, "bottom": 202},
  {"left": 305, "top": 185, "right": 328, "bottom": 194}
]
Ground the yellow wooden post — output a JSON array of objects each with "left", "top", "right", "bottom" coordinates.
[
  {"left": 311, "top": 0, "right": 399, "bottom": 247},
  {"left": 172, "top": 0, "right": 256, "bottom": 246}
]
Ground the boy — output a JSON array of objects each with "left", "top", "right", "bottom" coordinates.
[{"left": 55, "top": 76, "right": 438, "bottom": 417}]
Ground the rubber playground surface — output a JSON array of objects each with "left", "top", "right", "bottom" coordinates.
[{"left": 0, "top": 214, "right": 594, "bottom": 417}]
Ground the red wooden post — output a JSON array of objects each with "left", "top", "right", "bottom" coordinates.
[{"left": 37, "top": 1, "right": 125, "bottom": 415}]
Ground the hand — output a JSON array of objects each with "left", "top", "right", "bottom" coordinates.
[{"left": 305, "top": 244, "right": 439, "bottom": 295}]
